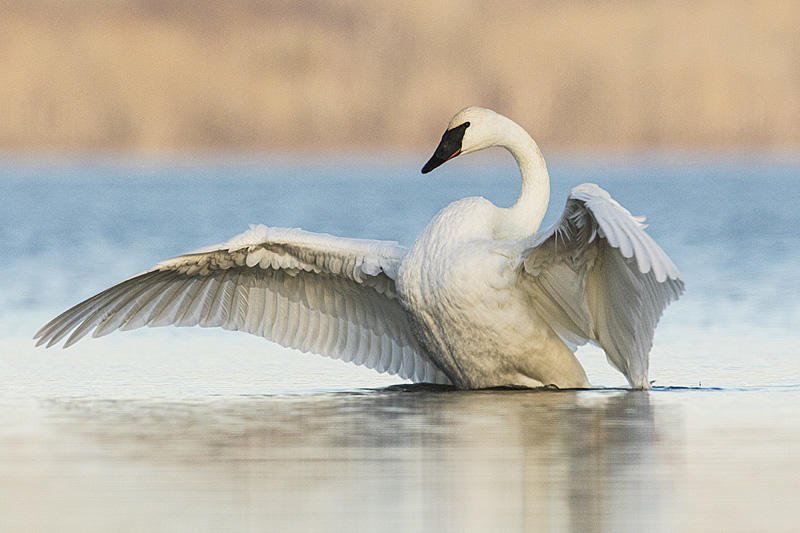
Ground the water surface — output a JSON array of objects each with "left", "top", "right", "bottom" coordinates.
[{"left": 1, "top": 154, "right": 799, "bottom": 531}]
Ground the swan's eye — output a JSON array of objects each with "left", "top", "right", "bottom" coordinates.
[
  {"left": 421, "top": 121, "right": 471, "bottom": 173},
  {"left": 445, "top": 121, "right": 469, "bottom": 142},
  {"left": 442, "top": 121, "right": 470, "bottom": 149}
]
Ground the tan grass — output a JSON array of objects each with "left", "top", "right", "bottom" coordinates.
[{"left": 0, "top": 0, "right": 798, "bottom": 152}]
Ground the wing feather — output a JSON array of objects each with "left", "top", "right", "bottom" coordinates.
[
  {"left": 35, "top": 225, "right": 449, "bottom": 384},
  {"left": 522, "top": 184, "right": 684, "bottom": 388},
  {"left": 97, "top": 277, "right": 170, "bottom": 335}
]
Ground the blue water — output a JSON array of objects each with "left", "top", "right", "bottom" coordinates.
[
  {"left": 2, "top": 152, "right": 798, "bottom": 389},
  {"left": 1, "top": 153, "right": 799, "bottom": 532}
]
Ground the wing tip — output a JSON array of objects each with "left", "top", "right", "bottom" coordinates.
[
  {"left": 33, "top": 336, "right": 48, "bottom": 348},
  {"left": 33, "top": 323, "right": 65, "bottom": 348}
]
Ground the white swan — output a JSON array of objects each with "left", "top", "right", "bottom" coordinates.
[{"left": 35, "top": 107, "right": 683, "bottom": 389}]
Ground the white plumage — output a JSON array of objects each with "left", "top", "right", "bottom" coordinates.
[
  {"left": 35, "top": 107, "right": 683, "bottom": 389},
  {"left": 521, "top": 183, "right": 683, "bottom": 387}
]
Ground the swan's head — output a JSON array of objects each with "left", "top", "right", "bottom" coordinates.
[{"left": 421, "top": 107, "right": 505, "bottom": 174}]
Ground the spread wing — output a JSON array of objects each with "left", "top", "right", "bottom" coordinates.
[
  {"left": 521, "top": 184, "right": 684, "bottom": 388},
  {"left": 35, "top": 225, "right": 450, "bottom": 384}
]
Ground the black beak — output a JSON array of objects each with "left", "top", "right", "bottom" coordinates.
[{"left": 421, "top": 121, "right": 470, "bottom": 174}]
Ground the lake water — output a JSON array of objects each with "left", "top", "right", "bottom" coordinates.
[{"left": 1, "top": 153, "right": 799, "bottom": 532}]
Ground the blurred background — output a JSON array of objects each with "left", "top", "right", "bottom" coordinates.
[{"left": 2, "top": 0, "right": 799, "bottom": 154}]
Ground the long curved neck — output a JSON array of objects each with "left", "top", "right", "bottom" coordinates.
[{"left": 493, "top": 118, "right": 550, "bottom": 241}]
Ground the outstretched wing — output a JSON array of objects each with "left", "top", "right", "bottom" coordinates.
[
  {"left": 35, "top": 225, "right": 449, "bottom": 384},
  {"left": 520, "top": 184, "right": 684, "bottom": 388}
]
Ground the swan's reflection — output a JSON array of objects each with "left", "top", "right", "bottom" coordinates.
[{"left": 43, "top": 389, "right": 680, "bottom": 532}]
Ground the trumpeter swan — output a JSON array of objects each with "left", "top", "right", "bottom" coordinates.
[{"left": 35, "top": 107, "right": 683, "bottom": 389}]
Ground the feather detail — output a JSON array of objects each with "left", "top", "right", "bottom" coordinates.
[
  {"left": 523, "top": 183, "right": 684, "bottom": 388},
  {"left": 35, "top": 226, "right": 450, "bottom": 385}
]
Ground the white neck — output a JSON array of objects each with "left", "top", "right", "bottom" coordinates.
[{"left": 492, "top": 117, "right": 550, "bottom": 241}]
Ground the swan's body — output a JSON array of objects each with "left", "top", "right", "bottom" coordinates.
[
  {"left": 397, "top": 196, "right": 588, "bottom": 389},
  {"left": 35, "top": 107, "right": 683, "bottom": 389}
]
